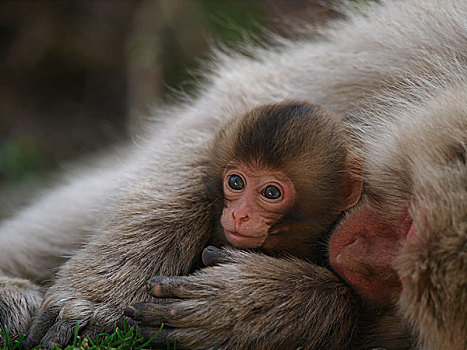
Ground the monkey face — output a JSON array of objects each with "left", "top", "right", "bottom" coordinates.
[{"left": 220, "top": 163, "right": 296, "bottom": 249}]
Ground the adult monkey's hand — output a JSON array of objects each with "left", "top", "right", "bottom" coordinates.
[{"left": 125, "top": 248, "right": 357, "bottom": 350}]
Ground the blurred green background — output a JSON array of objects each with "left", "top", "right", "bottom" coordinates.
[{"left": 0, "top": 0, "right": 336, "bottom": 210}]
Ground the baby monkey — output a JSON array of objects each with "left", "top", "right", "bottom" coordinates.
[{"left": 208, "top": 102, "right": 362, "bottom": 260}]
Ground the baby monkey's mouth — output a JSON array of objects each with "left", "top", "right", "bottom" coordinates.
[{"left": 224, "top": 230, "right": 267, "bottom": 249}]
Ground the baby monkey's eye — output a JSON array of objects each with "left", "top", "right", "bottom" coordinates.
[
  {"left": 228, "top": 175, "right": 244, "bottom": 190},
  {"left": 262, "top": 185, "right": 281, "bottom": 199}
]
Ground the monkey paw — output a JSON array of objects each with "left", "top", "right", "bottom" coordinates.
[
  {"left": 22, "top": 292, "right": 135, "bottom": 349},
  {"left": 125, "top": 248, "right": 357, "bottom": 350},
  {"left": 0, "top": 276, "right": 43, "bottom": 339}
]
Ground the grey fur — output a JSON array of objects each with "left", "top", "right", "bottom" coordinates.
[{"left": 0, "top": 0, "right": 465, "bottom": 349}]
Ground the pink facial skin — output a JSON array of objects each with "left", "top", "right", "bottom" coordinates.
[
  {"left": 329, "top": 205, "right": 413, "bottom": 302},
  {"left": 220, "top": 163, "right": 296, "bottom": 249}
]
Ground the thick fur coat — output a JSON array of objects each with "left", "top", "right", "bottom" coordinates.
[{"left": 0, "top": 0, "right": 465, "bottom": 349}]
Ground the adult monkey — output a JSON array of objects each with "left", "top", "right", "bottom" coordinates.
[{"left": 0, "top": 0, "right": 465, "bottom": 349}]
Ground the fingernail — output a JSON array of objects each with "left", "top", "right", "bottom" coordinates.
[
  {"left": 123, "top": 306, "right": 135, "bottom": 317},
  {"left": 205, "top": 245, "right": 220, "bottom": 252},
  {"left": 146, "top": 281, "right": 152, "bottom": 293},
  {"left": 147, "top": 277, "right": 166, "bottom": 296}
]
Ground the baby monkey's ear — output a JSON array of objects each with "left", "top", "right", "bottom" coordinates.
[{"left": 340, "top": 153, "right": 363, "bottom": 210}]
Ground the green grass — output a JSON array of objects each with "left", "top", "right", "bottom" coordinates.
[{"left": 0, "top": 323, "right": 174, "bottom": 350}]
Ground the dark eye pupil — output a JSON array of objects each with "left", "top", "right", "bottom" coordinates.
[
  {"left": 263, "top": 185, "right": 281, "bottom": 199},
  {"left": 228, "top": 175, "right": 244, "bottom": 190}
]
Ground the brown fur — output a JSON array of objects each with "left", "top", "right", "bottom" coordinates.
[
  {"left": 209, "top": 101, "right": 354, "bottom": 259},
  {"left": 0, "top": 0, "right": 465, "bottom": 349}
]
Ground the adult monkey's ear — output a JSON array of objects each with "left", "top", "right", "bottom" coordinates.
[{"left": 340, "top": 153, "right": 363, "bottom": 210}]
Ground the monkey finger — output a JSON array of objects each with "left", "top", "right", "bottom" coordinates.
[
  {"left": 124, "top": 302, "right": 174, "bottom": 325},
  {"left": 23, "top": 307, "right": 60, "bottom": 349},
  {"left": 38, "top": 319, "right": 78, "bottom": 350},
  {"left": 202, "top": 246, "right": 230, "bottom": 266},
  {"left": 145, "top": 276, "right": 202, "bottom": 299}
]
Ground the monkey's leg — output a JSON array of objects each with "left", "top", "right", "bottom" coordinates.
[
  {"left": 0, "top": 157, "right": 130, "bottom": 336},
  {"left": 23, "top": 138, "right": 217, "bottom": 349},
  {"left": 126, "top": 249, "right": 358, "bottom": 350}
]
